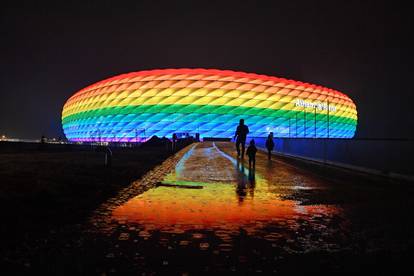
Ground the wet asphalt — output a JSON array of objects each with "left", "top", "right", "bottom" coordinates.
[{"left": 82, "top": 142, "right": 414, "bottom": 274}]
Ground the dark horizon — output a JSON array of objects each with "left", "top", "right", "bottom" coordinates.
[{"left": 1, "top": 0, "right": 413, "bottom": 140}]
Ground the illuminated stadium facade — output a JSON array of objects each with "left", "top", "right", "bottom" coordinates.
[{"left": 62, "top": 69, "right": 358, "bottom": 142}]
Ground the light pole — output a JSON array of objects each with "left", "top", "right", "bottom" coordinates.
[
  {"left": 97, "top": 129, "right": 101, "bottom": 144},
  {"left": 295, "top": 112, "right": 298, "bottom": 137},
  {"left": 314, "top": 106, "right": 316, "bottom": 138},
  {"left": 288, "top": 117, "right": 291, "bottom": 138},
  {"left": 304, "top": 107, "right": 306, "bottom": 138},
  {"left": 327, "top": 101, "right": 330, "bottom": 138}
]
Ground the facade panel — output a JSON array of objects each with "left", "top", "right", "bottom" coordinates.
[{"left": 62, "top": 69, "right": 358, "bottom": 141}]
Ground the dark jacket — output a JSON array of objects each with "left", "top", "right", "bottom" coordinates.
[
  {"left": 246, "top": 145, "right": 257, "bottom": 158},
  {"left": 235, "top": 125, "right": 249, "bottom": 141},
  {"left": 265, "top": 137, "right": 274, "bottom": 150}
]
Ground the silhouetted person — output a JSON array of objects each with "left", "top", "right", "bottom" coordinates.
[
  {"left": 246, "top": 139, "right": 257, "bottom": 170},
  {"left": 265, "top": 132, "right": 275, "bottom": 160},
  {"left": 234, "top": 119, "right": 249, "bottom": 158},
  {"left": 172, "top": 133, "right": 177, "bottom": 151}
]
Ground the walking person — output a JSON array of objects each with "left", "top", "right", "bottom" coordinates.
[
  {"left": 172, "top": 133, "right": 177, "bottom": 152},
  {"left": 234, "top": 119, "right": 249, "bottom": 158},
  {"left": 246, "top": 139, "right": 257, "bottom": 170},
  {"left": 265, "top": 132, "right": 275, "bottom": 160}
]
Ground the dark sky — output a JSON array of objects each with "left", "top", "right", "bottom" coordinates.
[{"left": 1, "top": 0, "right": 413, "bottom": 139}]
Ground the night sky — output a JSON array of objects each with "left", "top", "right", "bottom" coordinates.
[{"left": 1, "top": 0, "right": 413, "bottom": 139}]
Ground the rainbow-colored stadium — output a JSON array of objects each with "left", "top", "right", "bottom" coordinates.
[{"left": 62, "top": 68, "right": 357, "bottom": 142}]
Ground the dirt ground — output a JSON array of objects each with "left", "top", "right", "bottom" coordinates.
[{"left": 0, "top": 141, "right": 192, "bottom": 270}]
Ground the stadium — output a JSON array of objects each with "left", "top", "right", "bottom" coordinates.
[{"left": 61, "top": 68, "right": 357, "bottom": 142}]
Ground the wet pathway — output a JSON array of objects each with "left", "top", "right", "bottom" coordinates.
[{"left": 86, "top": 142, "right": 414, "bottom": 274}]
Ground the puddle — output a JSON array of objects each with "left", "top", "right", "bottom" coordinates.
[{"left": 109, "top": 142, "right": 342, "bottom": 251}]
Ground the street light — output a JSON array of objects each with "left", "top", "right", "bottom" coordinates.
[
  {"left": 295, "top": 113, "right": 298, "bottom": 137},
  {"left": 327, "top": 100, "right": 330, "bottom": 138},
  {"left": 314, "top": 106, "right": 317, "bottom": 138},
  {"left": 288, "top": 117, "right": 291, "bottom": 138},
  {"left": 304, "top": 107, "right": 306, "bottom": 138}
]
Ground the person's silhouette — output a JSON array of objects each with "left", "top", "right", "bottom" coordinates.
[
  {"left": 265, "top": 132, "right": 275, "bottom": 160},
  {"left": 172, "top": 133, "right": 177, "bottom": 151},
  {"left": 246, "top": 139, "right": 257, "bottom": 170},
  {"left": 234, "top": 119, "right": 249, "bottom": 158}
]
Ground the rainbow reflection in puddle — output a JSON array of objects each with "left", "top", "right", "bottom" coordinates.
[{"left": 112, "top": 142, "right": 340, "bottom": 238}]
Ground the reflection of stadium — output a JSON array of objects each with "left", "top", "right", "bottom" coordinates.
[{"left": 61, "top": 68, "right": 358, "bottom": 142}]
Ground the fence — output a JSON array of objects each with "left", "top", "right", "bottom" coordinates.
[{"left": 253, "top": 137, "right": 414, "bottom": 181}]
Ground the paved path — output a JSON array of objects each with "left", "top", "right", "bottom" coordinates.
[{"left": 86, "top": 142, "right": 414, "bottom": 274}]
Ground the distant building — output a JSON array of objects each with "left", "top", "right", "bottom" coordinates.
[{"left": 61, "top": 69, "right": 357, "bottom": 142}]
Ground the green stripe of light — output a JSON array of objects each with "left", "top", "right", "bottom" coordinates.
[{"left": 62, "top": 104, "right": 357, "bottom": 126}]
